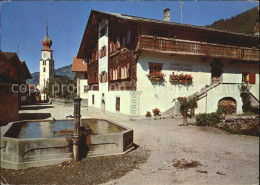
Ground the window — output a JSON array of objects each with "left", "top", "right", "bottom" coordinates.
[
  {"left": 242, "top": 73, "right": 256, "bottom": 84},
  {"left": 88, "top": 72, "right": 98, "bottom": 84},
  {"left": 99, "top": 71, "right": 107, "bottom": 83},
  {"left": 100, "top": 46, "right": 107, "bottom": 58},
  {"left": 149, "top": 63, "right": 163, "bottom": 74},
  {"left": 92, "top": 51, "right": 98, "bottom": 62},
  {"left": 84, "top": 73, "right": 88, "bottom": 79},
  {"left": 100, "top": 26, "right": 107, "bottom": 37},
  {"left": 92, "top": 95, "right": 94, "bottom": 105},
  {"left": 120, "top": 63, "right": 130, "bottom": 79},
  {"left": 43, "top": 67, "right": 46, "bottom": 72},
  {"left": 84, "top": 86, "right": 88, "bottom": 93},
  {"left": 116, "top": 97, "right": 120, "bottom": 111},
  {"left": 110, "top": 63, "right": 130, "bottom": 81},
  {"left": 249, "top": 73, "right": 256, "bottom": 84},
  {"left": 109, "top": 30, "right": 131, "bottom": 54}
]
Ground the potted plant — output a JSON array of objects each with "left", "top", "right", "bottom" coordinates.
[
  {"left": 152, "top": 108, "right": 161, "bottom": 116},
  {"left": 147, "top": 72, "right": 165, "bottom": 81},
  {"left": 145, "top": 111, "right": 152, "bottom": 117}
]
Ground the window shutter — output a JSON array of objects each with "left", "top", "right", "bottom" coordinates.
[
  {"left": 109, "top": 69, "right": 112, "bottom": 80},
  {"left": 126, "top": 63, "right": 130, "bottom": 78},
  {"left": 117, "top": 66, "right": 120, "bottom": 80},
  {"left": 249, "top": 73, "right": 256, "bottom": 84}
]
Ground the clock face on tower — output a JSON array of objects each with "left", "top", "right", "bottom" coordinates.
[{"left": 42, "top": 51, "right": 49, "bottom": 60}]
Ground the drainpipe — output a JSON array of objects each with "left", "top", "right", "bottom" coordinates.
[{"left": 73, "top": 95, "right": 82, "bottom": 162}]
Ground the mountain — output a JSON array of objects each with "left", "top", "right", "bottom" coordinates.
[
  {"left": 207, "top": 6, "right": 259, "bottom": 35},
  {"left": 27, "top": 64, "right": 75, "bottom": 85}
]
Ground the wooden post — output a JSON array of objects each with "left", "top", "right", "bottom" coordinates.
[{"left": 73, "top": 95, "right": 82, "bottom": 162}]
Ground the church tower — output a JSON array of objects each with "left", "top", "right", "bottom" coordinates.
[{"left": 39, "top": 20, "right": 54, "bottom": 101}]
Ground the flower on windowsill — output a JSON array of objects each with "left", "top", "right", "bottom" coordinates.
[
  {"left": 205, "top": 84, "right": 209, "bottom": 87},
  {"left": 169, "top": 72, "right": 192, "bottom": 83},
  {"left": 147, "top": 72, "right": 165, "bottom": 81}
]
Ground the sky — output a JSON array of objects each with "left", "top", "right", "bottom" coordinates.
[{"left": 1, "top": 1, "right": 259, "bottom": 73}]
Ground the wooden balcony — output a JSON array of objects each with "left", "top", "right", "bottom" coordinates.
[{"left": 139, "top": 35, "right": 259, "bottom": 62}]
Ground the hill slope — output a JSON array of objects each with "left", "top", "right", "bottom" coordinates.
[
  {"left": 207, "top": 6, "right": 259, "bottom": 34},
  {"left": 27, "top": 64, "right": 75, "bottom": 85}
]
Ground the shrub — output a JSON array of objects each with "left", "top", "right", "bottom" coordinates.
[
  {"left": 239, "top": 83, "right": 258, "bottom": 114},
  {"left": 195, "top": 112, "right": 220, "bottom": 126},
  {"left": 217, "top": 106, "right": 226, "bottom": 115}
]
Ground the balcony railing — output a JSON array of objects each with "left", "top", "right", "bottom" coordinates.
[{"left": 139, "top": 35, "right": 259, "bottom": 62}]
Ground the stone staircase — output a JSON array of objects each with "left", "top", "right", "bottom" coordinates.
[
  {"left": 249, "top": 93, "right": 259, "bottom": 108},
  {"left": 130, "top": 91, "right": 142, "bottom": 115},
  {"left": 162, "top": 83, "right": 221, "bottom": 116},
  {"left": 194, "top": 82, "right": 221, "bottom": 99}
]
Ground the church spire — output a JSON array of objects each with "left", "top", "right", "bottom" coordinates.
[
  {"left": 42, "top": 19, "right": 52, "bottom": 50},
  {"left": 46, "top": 19, "right": 48, "bottom": 36}
]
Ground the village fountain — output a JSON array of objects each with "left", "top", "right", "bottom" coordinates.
[{"left": 1, "top": 96, "right": 134, "bottom": 169}]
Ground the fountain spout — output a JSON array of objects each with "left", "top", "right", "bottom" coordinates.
[{"left": 73, "top": 95, "right": 82, "bottom": 162}]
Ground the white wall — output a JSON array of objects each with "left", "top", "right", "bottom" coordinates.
[
  {"left": 77, "top": 72, "right": 88, "bottom": 99},
  {"left": 136, "top": 52, "right": 212, "bottom": 115},
  {"left": 196, "top": 83, "right": 243, "bottom": 114},
  {"left": 88, "top": 19, "right": 133, "bottom": 115},
  {"left": 137, "top": 51, "right": 259, "bottom": 115},
  {"left": 222, "top": 60, "right": 259, "bottom": 99}
]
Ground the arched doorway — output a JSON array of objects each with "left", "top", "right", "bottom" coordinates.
[
  {"left": 210, "top": 59, "right": 223, "bottom": 84},
  {"left": 218, "top": 97, "right": 237, "bottom": 115}
]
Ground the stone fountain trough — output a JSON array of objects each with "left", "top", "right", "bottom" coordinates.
[{"left": 0, "top": 118, "right": 134, "bottom": 169}]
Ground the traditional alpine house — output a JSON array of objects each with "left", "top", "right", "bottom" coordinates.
[
  {"left": 0, "top": 50, "right": 32, "bottom": 125},
  {"left": 76, "top": 9, "right": 259, "bottom": 117},
  {"left": 71, "top": 56, "right": 88, "bottom": 105}
]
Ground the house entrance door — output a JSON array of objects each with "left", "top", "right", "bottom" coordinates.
[{"left": 210, "top": 59, "right": 223, "bottom": 84}]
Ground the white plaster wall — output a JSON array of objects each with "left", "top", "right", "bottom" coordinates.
[
  {"left": 88, "top": 19, "right": 133, "bottom": 115},
  {"left": 137, "top": 52, "right": 259, "bottom": 115},
  {"left": 196, "top": 83, "right": 243, "bottom": 114},
  {"left": 80, "top": 79, "right": 88, "bottom": 99},
  {"left": 222, "top": 61, "right": 259, "bottom": 99},
  {"left": 98, "top": 19, "right": 109, "bottom": 93},
  {"left": 136, "top": 52, "right": 212, "bottom": 115},
  {"left": 88, "top": 91, "right": 132, "bottom": 115},
  {"left": 77, "top": 72, "right": 88, "bottom": 99}
]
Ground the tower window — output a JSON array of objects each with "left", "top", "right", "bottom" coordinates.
[
  {"left": 92, "top": 95, "right": 95, "bottom": 105},
  {"left": 43, "top": 67, "right": 46, "bottom": 72},
  {"left": 116, "top": 97, "right": 120, "bottom": 111}
]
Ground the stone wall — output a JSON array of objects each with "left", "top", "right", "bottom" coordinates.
[{"left": 218, "top": 115, "right": 259, "bottom": 136}]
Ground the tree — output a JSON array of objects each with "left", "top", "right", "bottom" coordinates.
[
  {"left": 177, "top": 96, "right": 198, "bottom": 126},
  {"left": 43, "top": 76, "right": 76, "bottom": 100}
]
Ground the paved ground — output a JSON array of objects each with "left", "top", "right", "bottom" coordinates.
[{"left": 5, "top": 103, "right": 260, "bottom": 184}]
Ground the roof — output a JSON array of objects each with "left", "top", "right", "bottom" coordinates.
[
  {"left": 78, "top": 10, "right": 259, "bottom": 58},
  {"left": 0, "top": 50, "right": 8, "bottom": 65},
  {"left": 3, "top": 52, "right": 17, "bottom": 60},
  {"left": 71, "top": 56, "right": 87, "bottom": 72},
  {"left": 1, "top": 51, "right": 32, "bottom": 80},
  {"left": 20, "top": 60, "right": 32, "bottom": 79},
  {"left": 93, "top": 10, "right": 258, "bottom": 38}
]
